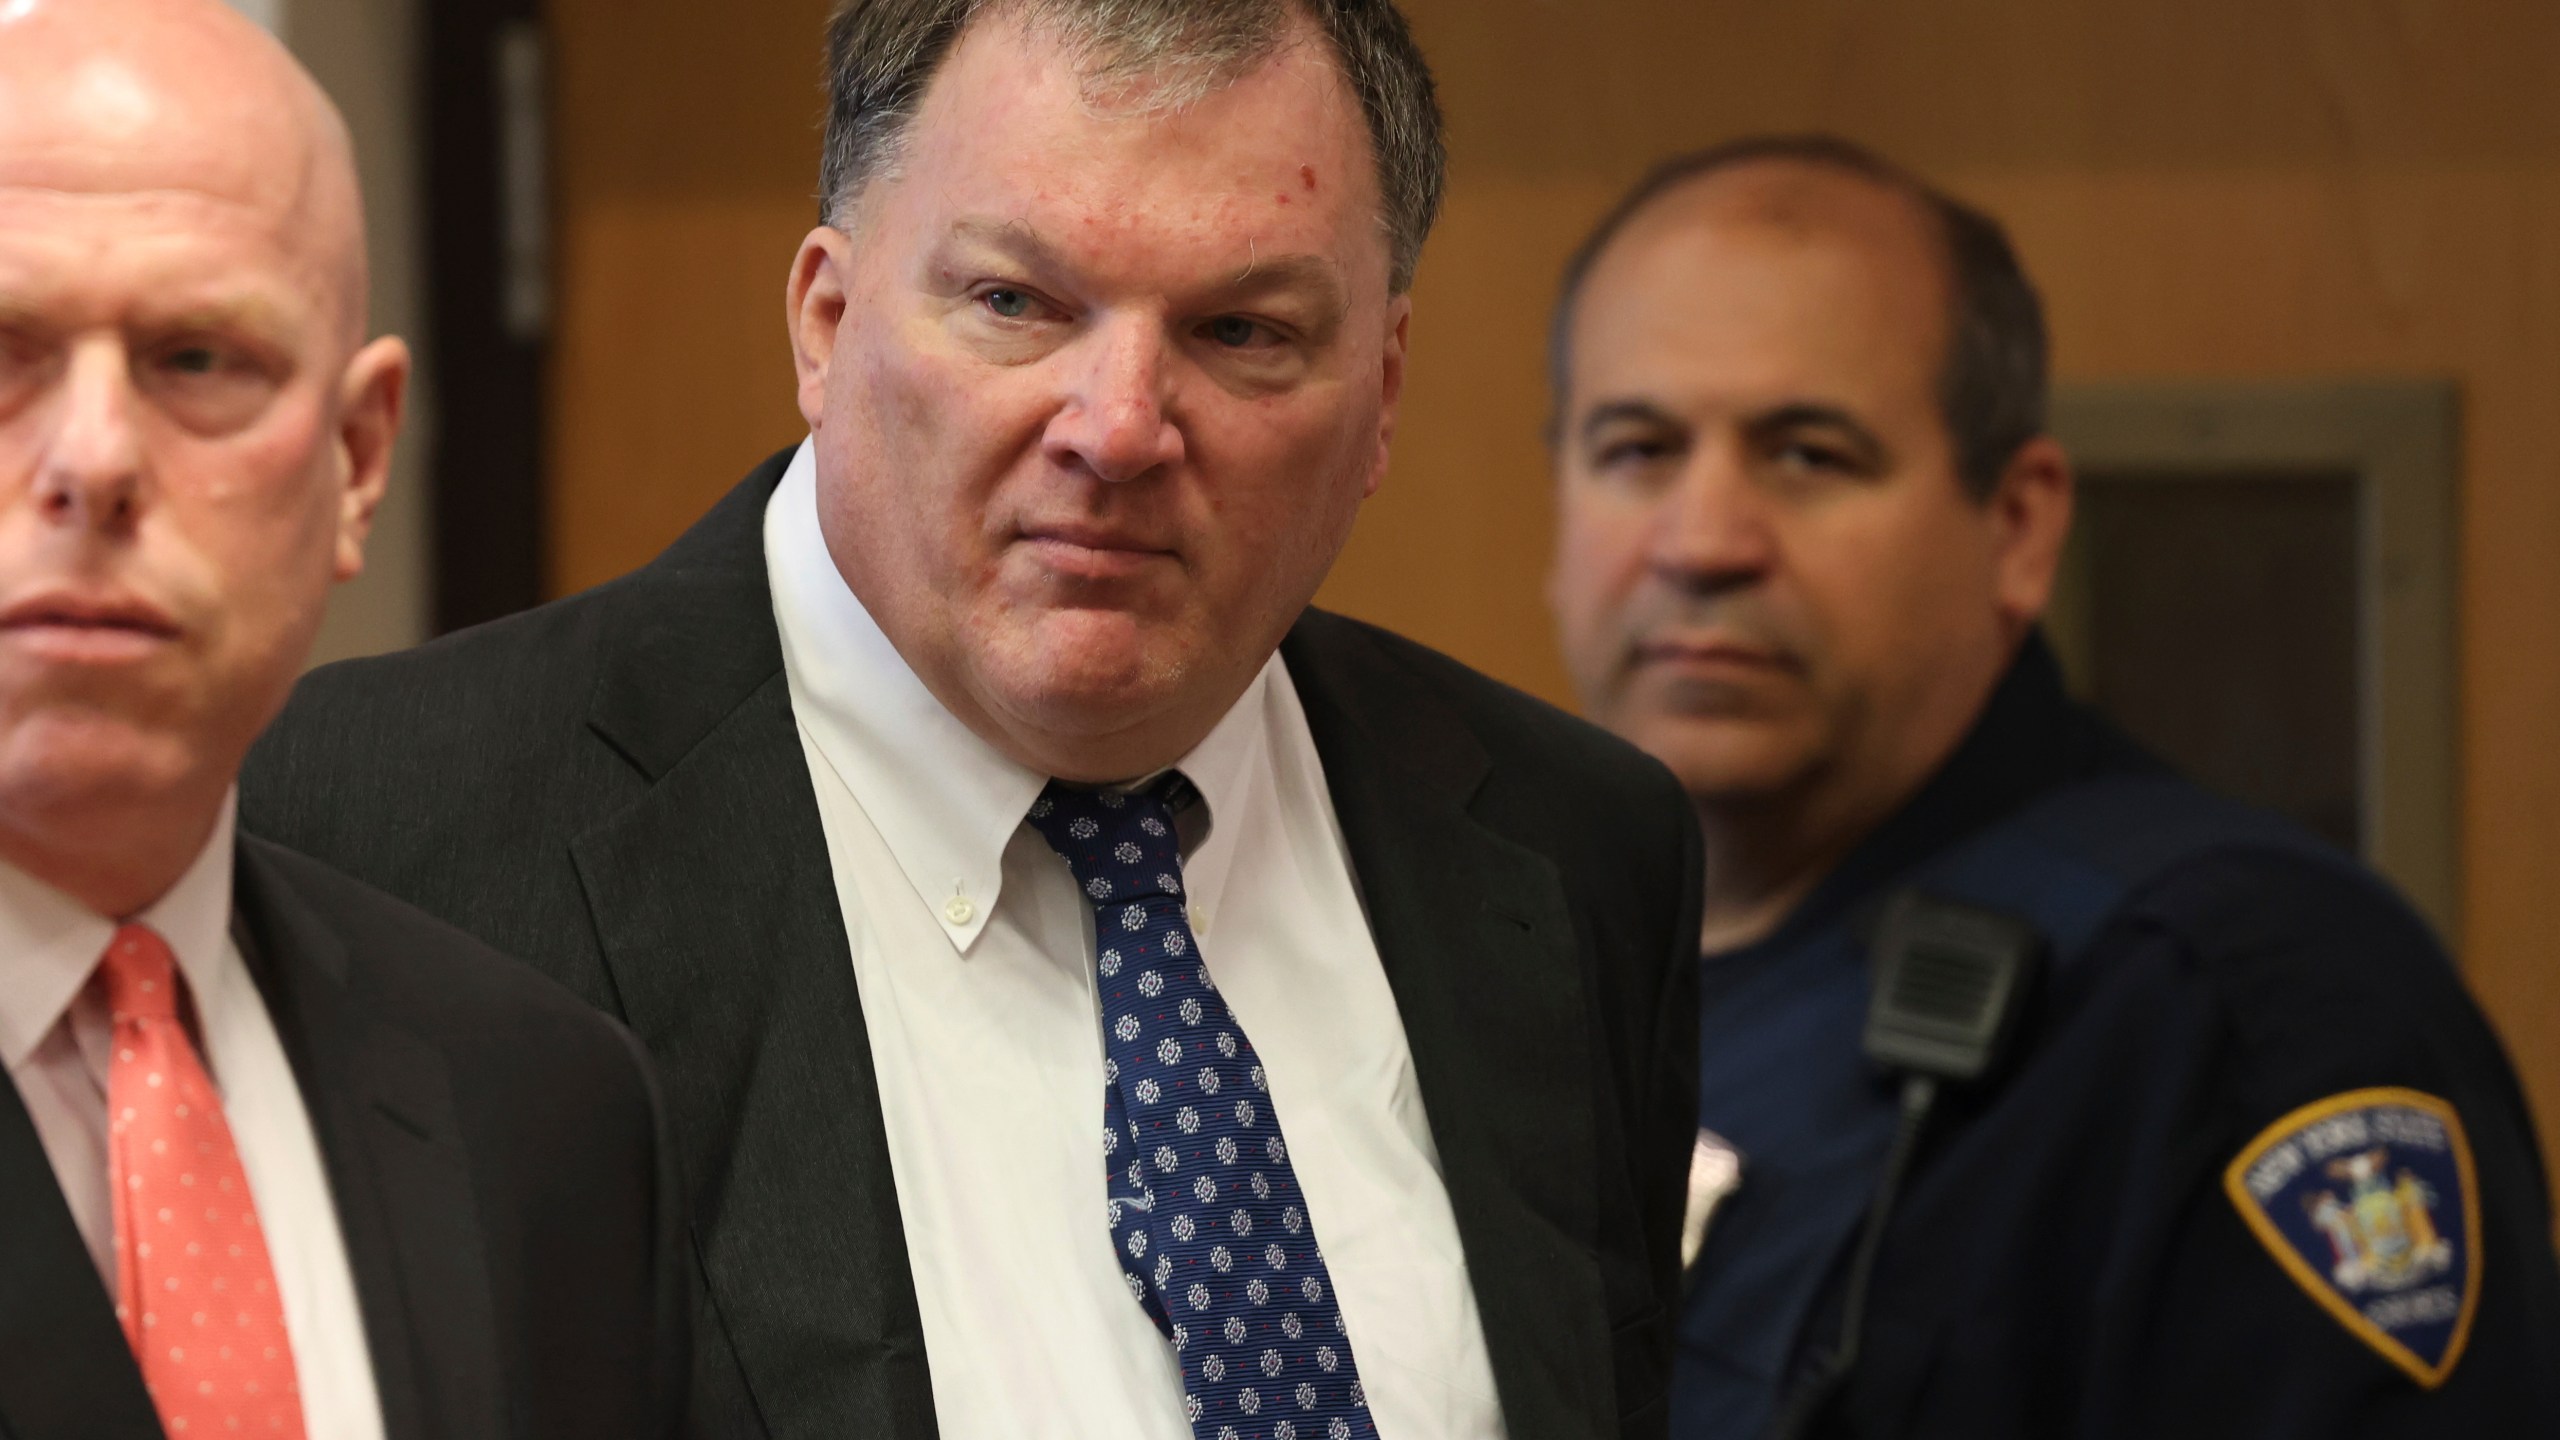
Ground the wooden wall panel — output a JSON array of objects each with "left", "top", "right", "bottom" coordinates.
[
  {"left": 547, "top": 0, "right": 824, "bottom": 592},
  {"left": 548, "top": 0, "right": 2560, "bottom": 1179},
  {"left": 548, "top": 196, "right": 808, "bottom": 588}
]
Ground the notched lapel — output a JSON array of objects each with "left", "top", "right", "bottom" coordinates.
[
  {"left": 571, "top": 671, "right": 937, "bottom": 1440},
  {"left": 1282, "top": 617, "right": 1617, "bottom": 1440},
  {"left": 0, "top": 1076, "right": 162, "bottom": 1439},
  {"left": 234, "top": 849, "right": 506, "bottom": 1440}
]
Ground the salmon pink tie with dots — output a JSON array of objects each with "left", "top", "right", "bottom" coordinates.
[{"left": 101, "top": 922, "right": 308, "bottom": 1439}]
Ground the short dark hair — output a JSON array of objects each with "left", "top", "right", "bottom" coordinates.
[
  {"left": 1550, "top": 134, "right": 2049, "bottom": 499},
  {"left": 820, "top": 0, "right": 1446, "bottom": 293}
]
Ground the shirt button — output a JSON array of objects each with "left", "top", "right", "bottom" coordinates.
[{"left": 944, "top": 896, "right": 976, "bottom": 926}]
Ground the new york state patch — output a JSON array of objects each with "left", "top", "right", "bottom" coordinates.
[{"left": 2224, "top": 1087, "right": 2481, "bottom": 1387}]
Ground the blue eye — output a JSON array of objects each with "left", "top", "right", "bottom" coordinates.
[
  {"left": 1206, "top": 316, "right": 1264, "bottom": 348},
  {"left": 984, "top": 289, "right": 1033, "bottom": 319}
]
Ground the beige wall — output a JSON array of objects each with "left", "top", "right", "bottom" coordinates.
[{"left": 546, "top": 0, "right": 2560, "bottom": 1172}]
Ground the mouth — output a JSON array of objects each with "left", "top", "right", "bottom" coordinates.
[
  {"left": 1015, "top": 523, "right": 1179, "bottom": 584},
  {"left": 0, "top": 592, "right": 184, "bottom": 663},
  {"left": 1631, "top": 632, "right": 1798, "bottom": 676}
]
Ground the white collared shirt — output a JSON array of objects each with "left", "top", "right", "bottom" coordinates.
[
  {"left": 765, "top": 441, "right": 1507, "bottom": 1439},
  {"left": 0, "top": 793, "right": 385, "bottom": 1440}
]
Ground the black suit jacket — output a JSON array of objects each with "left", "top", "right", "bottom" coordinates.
[
  {"left": 0, "top": 837, "right": 687, "bottom": 1440},
  {"left": 239, "top": 447, "right": 1704, "bottom": 1440}
]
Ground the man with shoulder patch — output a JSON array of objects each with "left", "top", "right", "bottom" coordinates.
[
  {"left": 1543, "top": 134, "right": 2560, "bottom": 1436},
  {"left": 241, "top": 3, "right": 1702, "bottom": 1437},
  {"left": 0, "top": 2, "right": 686, "bottom": 1436}
]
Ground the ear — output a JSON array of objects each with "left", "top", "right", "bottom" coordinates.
[
  {"left": 1363, "top": 295, "right": 1411, "bottom": 499},
  {"left": 330, "top": 335, "right": 410, "bottom": 583},
  {"left": 788, "top": 226, "right": 856, "bottom": 433},
  {"left": 1988, "top": 434, "right": 2074, "bottom": 625}
]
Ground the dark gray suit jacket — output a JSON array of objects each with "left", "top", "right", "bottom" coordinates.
[
  {"left": 239, "top": 447, "right": 1703, "bottom": 1440},
  {"left": 0, "top": 837, "right": 689, "bottom": 1440}
]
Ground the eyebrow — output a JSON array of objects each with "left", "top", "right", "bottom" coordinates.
[
  {"left": 1576, "top": 399, "right": 1687, "bottom": 443},
  {"left": 1223, "top": 252, "right": 1347, "bottom": 316},
  {"left": 946, "top": 218, "right": 1067, "bottom": 272},
  {"left": 0, "top": 290, "right": 301, "bottom": 344},
  {"left": 941, "top": 218, "right": 1349, "bottom": 319},
  {"left": 1578, "top": 396, "right": 1894, "bottom": 466},
  {"left": 1744, "top": 401, "right": 1889, "bottom": 466},
  {"left": 136, "top": 294, "right": 301, "bottom": 342}
]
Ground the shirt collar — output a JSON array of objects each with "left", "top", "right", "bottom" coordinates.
[
  {"left": 0, "top": 790, "right": 240, "bottom": 1069},
  {"left": 1154, "top": 653, "right": 1273, "bottom": 936},
  {"left": 1731, "top": 631, "right": 2156, "bottom": 960},
  {"left": 764, "top": 438, "right": 1279, "bottom": 953}
]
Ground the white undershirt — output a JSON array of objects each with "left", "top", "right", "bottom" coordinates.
[
  {"left": 0, "top": 792, "right": 385, "bottom": 1439},
  {"left": 765, "top": 441, "right": 1508, "bottom": 1439}
]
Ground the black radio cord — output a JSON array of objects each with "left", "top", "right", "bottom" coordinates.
[{"left": 1766, "top": 1072, "right": 1939, "bottom": 1440}]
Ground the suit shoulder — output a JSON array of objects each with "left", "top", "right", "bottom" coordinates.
[
  {"left": 241, "top": 571, "right": 655, "bottom": 855},
  {"left": 239, "top": 833, "right": 635, "bottom": 1052},
  {"left": 2094, "top": 840, "right": 2534, "bottom": 1140},
  {"left": 2124, "top": 839, "right": 2451, "bottom": 1003},
  {"left": 270, "top": 576, "right": 633, "bottom": 738},
  {"left": 1286, "top": 608, "right": 1686, "bottom": 817}
]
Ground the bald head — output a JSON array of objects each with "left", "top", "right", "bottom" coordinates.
[
  {"left": 1596, "top": 156, "right": 1959, "bottom": 383},
  {"left": 0, "top": 0, "right": 409, "bottom": 916},
  {"left": 1551, "top": 137, "right": 2048, "bottom": 498},
  {"left": 0, "top": 0, "right": 369, "bottom": 344}
]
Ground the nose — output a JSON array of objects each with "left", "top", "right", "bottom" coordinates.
[
  {"left": 1041, "top": 317, "right": 1186, "bottom": 484},
  {"left": 34, "top": 339, "right": 147, "bottom": 537},
  {"left": 1646, "top": 438, "right": 1776, "bottom": 595}
]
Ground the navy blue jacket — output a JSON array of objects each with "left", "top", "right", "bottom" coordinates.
[{"left": 1674, "top": 636, "right": 2560, "bottom": 1438}]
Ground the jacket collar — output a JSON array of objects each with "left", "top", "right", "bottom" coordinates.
[
  {"left": 573, "top": 449, "right": 939, "bottom": 1435},
  {"left": 584, "top": 447, "right": 801, "bottom": 784},
  {"left": 1743, "top": 631, "right": 2149, "bottom": 960},
  {"left": 1279, "top": 613, "right": 1614, "bottom": 1439},
  {"left": 230, "top": 836, "right": 505, "bottom": 1440},
  {"left": 0, "top": 1063, "right": 161, "bottom": 1436}
]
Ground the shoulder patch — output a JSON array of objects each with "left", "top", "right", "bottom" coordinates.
[{"left": 2224, "top": 1087, "right": 2481, "bottom": 1387}]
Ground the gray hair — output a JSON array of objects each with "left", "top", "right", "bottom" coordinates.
[
  {"left": 820, "top": 0, "right": 1446, "bottom": 292},
  {"left": 1551, "top": 134, "right": 2051, "bottom": 501}
]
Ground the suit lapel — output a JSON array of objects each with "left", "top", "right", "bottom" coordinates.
[
  {"left": 0, "top": 1076, "right": 162, "bottom": 1439},
  {"left": 1281, "top": 614, "right": 1617, "bottom": 1440},
  {"left": 233, "top": 841, "right": 507, "bottom": 1440},
  {"left": 570, "top": 453, "right": 936, "bottom": 1439}
]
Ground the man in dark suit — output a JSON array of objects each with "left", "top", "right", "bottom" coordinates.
[
  {"left": 241, "top": 2, "right": 1701, "bottom": 1438},
  {"left": 0, "top": 3, "right": 686, "bottom": 1436}
]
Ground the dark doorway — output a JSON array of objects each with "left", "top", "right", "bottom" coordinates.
[
  {"left": 2060, "top": 470, "right": 2363, "bottom": 854},
  {"left": 422, "top": 0, "right": 548, "bottom": 631}
]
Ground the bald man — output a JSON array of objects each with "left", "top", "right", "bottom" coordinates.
[{"left": 0, "top": 4, "right": 685, "bottom": 1438}]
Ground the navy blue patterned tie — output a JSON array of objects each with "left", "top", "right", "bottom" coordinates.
[{"left": 1028, "top": 778, "right": 1377, "bottom": 1440}]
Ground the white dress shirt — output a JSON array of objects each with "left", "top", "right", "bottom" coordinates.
[
  {"left": 766, "top": 441, "right": 1509, "bottom": 1439},
  {"left": 0, "top": 793, "right": 385, "bottom": 1440}
]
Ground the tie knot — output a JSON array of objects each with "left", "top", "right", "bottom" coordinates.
[
  {"left": 1026, "top": 777, "right": 1188, "bottom": 901},
  {"left": 98, "top": 923, "right": 181, "bottom": 1023}
]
